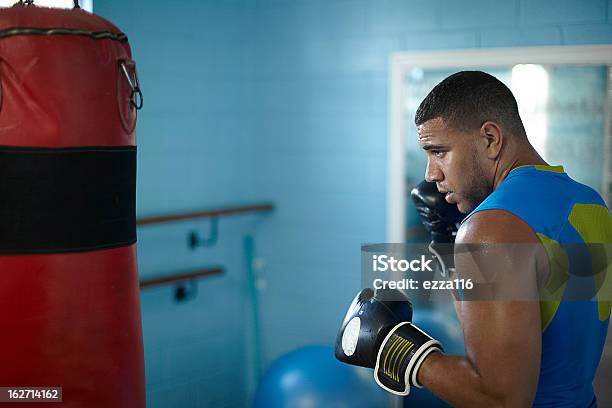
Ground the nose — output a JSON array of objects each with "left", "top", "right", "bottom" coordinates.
[{"left": 425, "top": 158, "right": 443, "bottom": 183}]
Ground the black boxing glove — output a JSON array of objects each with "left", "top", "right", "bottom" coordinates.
[
  {"left": 411, "top": 180, "right": 464, "bottom": 243},
  {"left": 335, "top": 288, "right": 443, "bottom": 395},
  {"left": 411, "top": 180, "right": 464, "bottom": 276}
]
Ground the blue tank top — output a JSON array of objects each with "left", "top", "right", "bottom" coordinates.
[{"left": 464, "top": 165, "right": 611, "bottom": 408}]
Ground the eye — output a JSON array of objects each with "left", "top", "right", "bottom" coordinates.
[{"left": 431, "top": 150, "right": 446, "bottom": 158}]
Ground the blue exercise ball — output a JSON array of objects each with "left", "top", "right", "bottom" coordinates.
[
  {"left": 403, "top": 309, "right": 464, "bottom": 407},
  {"left": 253, "top": 345, "right": 387, "bottom": 408}
]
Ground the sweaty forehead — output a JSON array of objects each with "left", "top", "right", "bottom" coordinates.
[{"left": 417, "top": 117, "right": 452, "bottom": 146}]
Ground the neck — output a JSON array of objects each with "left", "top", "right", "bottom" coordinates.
[{"left": 492, "top": 142, "right": 547, "bottom": 190}]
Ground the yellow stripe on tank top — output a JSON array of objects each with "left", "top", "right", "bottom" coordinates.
[
  {"left": 537, "top": 233, "right": 570, "bottom": 330},
  {"left": 568, "top": 203, "right": 612, "bottom": 321}
]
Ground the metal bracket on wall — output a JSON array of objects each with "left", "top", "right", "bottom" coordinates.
[
  {"left": 187, "top": 217, "right": 219, "bottom": 249},
  {"left": 137, "top": 202, "right": 275, "bottom": 251},
  {"left": 174, "top": 280, "right": 198, "bottom": 302},
  {"left": 140, "top": 266, "right": 223, "bottom": 303}
]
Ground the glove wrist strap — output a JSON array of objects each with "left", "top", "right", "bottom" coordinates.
[{"left": 374, "top": 321, "right": 442, "bottom": 395}]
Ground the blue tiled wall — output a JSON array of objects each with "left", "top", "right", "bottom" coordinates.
[{"left": 96, "top": 0, "right": 612, "bottom": 406}]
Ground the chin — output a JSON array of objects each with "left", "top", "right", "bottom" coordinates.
[{"left": 456, "top": 201, "right": 473, "bottom": 214}]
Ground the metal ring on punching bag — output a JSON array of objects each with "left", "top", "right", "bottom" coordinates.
[{"left": 117, "top": 59, "right": 142, "bottom": 134}]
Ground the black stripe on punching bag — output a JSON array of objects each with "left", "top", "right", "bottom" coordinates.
[{"left": 0, "top": 146, "right": 136, "bottom": 254}]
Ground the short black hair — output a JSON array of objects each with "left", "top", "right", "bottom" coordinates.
[{"left": 415, "top": 71, "right": 526, "bottom": 137}]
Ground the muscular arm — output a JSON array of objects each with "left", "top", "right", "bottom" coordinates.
[{"left": 418, "top": 210, "right": 543, "bottom": 407}]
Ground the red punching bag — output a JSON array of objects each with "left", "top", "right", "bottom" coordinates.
[{"left": 0, "top": 2, "right": 145, "bottom": 407}]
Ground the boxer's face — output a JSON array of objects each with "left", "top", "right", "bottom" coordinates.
[{"left": 417, "top": 117, "right": 492, "bottom": 213}]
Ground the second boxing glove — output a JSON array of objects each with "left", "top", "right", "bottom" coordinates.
[{"left": 335, "top": 288, "right": 443, "bottom": 395}]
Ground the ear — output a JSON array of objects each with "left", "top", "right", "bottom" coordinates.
[{"left": 479, "top": 121, "right": 503, "bottom": 159}]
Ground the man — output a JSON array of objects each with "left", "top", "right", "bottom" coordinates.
[{"left": 336, "top": 71, "right": 611, "bottom": 407}]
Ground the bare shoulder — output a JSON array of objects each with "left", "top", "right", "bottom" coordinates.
[
  {"left": 457, "top": 209, "right": 540, "bottom": 244},
  {"left": 455, "top": 209, "right": 547, "bottom": 301}
]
